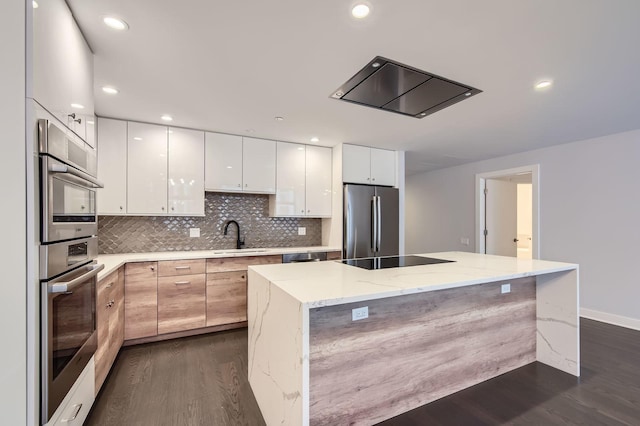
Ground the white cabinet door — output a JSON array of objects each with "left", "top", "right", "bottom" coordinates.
[
  {"left": 33, "top": 0, "right": 94, "bottom": 143},
  {"left": 204, "top": 132, "right": 243, "bottom": 192},
  {"left": 342, "top": 144, "right": 371, "bottom": 184},
  {"left": 305, "top": 145, "right": 332, "bottom": 217},
  {"left": 272, "top": 142, "right": 306, "bottom": 217},
  {"left": 127, "top": 122, "right": 168, "bottom": 215},
  {"left": 97, "top": 118, "right": 127, "bottom": 215},
  {"left": 243, "top": 137, "right": 276, "bottom": 193},
  {"left": 168, "top": 128, "right": 205, "bottom": 215},
  {"left": 370, "top": 148, "right": 396, "bottom": 186}
]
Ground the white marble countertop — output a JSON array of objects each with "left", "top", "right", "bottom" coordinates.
[
  {"left": 249, "top": 251, "right": 578, "bottom": 308},
  {"left": 96, "top": 246, "right": 341, "bottom": 280}
]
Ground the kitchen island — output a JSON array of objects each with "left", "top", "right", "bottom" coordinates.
[{"left": 247, "top": 252, "right": 579, "bottom": 426}]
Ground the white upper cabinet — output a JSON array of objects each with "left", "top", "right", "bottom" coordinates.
[
  {"left": 342, "top": 144, "right": 372, "bottom": 184},
  {"left": 32, "top": 0, "right": 94, "bottom": 145},
  {"left": 370, "top": 147, "right": 396, "bottom": 186},
  {"left": 269, "top": 144, "right": 332, "bottom": 218},
  {"left": 243, "top": 137, "right": 276, "bottom": 193},
  {"left": 127, "top": 122, "right": 168, "bottom": 215},
  {"left": 97, "top": 118, "right": 127, "bottom": 215},
  {"left": 205, "top": 133, "right": 243, "bottom": 192},
  {"left": 205, "top": 134, "right": 276, "bottom": 194},
  {"left": 168, "top": 128, "right": 205, "bottom": 215},
  {"left": 272, "top": 142, "right": 306, "bottom": 216},
  {"left": 342, "top": 144, "right": 396, "bottom": 187},
  {"left": 305, "top": 145, "right": 332, "bottom": 217}
]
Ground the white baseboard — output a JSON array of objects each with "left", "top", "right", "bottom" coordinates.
[{"left": 580, "top": 308, "right": 640, "bottom": 331}]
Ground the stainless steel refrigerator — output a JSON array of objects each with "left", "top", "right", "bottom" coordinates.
[{"left": 343, "top": 184, "right": 399, "bottom": 259}]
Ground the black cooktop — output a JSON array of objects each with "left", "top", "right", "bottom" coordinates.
[{"left": 342, "top": 255, "right": 454, "bottom": 270}]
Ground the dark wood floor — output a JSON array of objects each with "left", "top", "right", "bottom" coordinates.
[{"left": 88, "top": 319, "right": 640, "bottom": 425}]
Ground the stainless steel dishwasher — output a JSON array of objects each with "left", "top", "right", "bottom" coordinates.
[{"left": 282, "top": 252, "right": 327, "bottom": 263}]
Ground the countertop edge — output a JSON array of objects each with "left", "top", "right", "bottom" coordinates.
[{"left": 96, "top": 246, "right": 341, "bottom": 281}]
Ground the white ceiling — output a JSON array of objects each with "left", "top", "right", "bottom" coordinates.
[{"left": 67, "top": 0, "right": 640, "bottom": 174}]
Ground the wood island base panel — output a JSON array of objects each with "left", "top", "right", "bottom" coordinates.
[{"left": 247, "top": 252, "right": 579, "bottom": 426}]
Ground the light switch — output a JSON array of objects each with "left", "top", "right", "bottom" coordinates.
[{"left": 190, "top": 228, "right": 200, "bottom": 238}]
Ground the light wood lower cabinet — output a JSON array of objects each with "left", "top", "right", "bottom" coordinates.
[
  {"left": 158, "top": 273, "right": 206, "bottom": 334},
  {"left": 327, "top": 250, "right": 342, "bottom": 260},
  {"left": 124, "top": 262, "right": 158, "bottom": 340},
  {"left": 95, "top": 267, "right": 124, "bottom": 393},
  {"left": 206, "top": 271, "right": 247, "bottom": 326}
]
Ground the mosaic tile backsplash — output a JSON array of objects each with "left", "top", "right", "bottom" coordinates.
[{"left": 98, "top": 193, "right": 322, "bottom": 254}]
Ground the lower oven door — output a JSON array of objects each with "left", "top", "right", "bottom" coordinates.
[{"left": 42, "top": 262, "right": 103, "bottom": 423}]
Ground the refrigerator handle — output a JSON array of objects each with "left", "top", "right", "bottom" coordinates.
[
  {"left": 376, "top": 196, "right": 382, "bottom": 252},
  {"left": 371, "top": 196, "right": 377, "bottom": 252}
]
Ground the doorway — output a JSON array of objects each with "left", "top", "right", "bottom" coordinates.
[{"left": 475, "top": 165, "right": 540, "bottom": 259}]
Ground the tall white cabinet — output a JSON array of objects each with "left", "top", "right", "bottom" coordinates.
[
  {"left": 127, "top": 122, "right": 168, "bottom": 215},
  {"left": 168, "top": 128, "right": 205, "bottom": 215},
  {"left": 96, "top": 118, "right": 127, "bottom": 214},
  {"left": 269, "top": 142, "right": 332, "bottom": 218},
  {"left": 204, "top": 134, "right": 276, "bottom": 194}
]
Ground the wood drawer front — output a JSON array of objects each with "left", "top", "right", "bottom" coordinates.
[
  {"left": 125, "top": 261, "right": 158, "bottom": 277},
  {"left": 206, "top": 255, "right": 281, "bottom": 273},
  {"left": 206, "top": 271, "right": 247, "bottom": 326},
  {"left": 124, "top": 262, "right": 158, "bottom": 340},
  {"left": 157, "top": 274, "right": 206, "bottom": 335},
  {"left": 98, "top": 269, "right": 119, "bottom": 294},
  {"left": 158, "top": 259, "right": 206, "bottom": 277},
  {"left": 326, "top": 251, "right": 342, "bottom": 260}
]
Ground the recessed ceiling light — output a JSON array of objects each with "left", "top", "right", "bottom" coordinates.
[
  {"left": 161, "top": 115, "right": 173, "bottom": 122},
  {"left": 535, "top": 80, "right": 553, "bottom": 90},
  {"left": 310, "top": 137, "right": 319, "bottom": 143},
  {"left": 335, "top": 91, "right": 344, "bottom": 97},
  {"left": 32, "top": 1, "right": 38, "bottom": 9},
  {"left": 352, "top": 4, "right": 370, "bottom": 19},
  {"left": 465, "top": 92, "right": 471, "bottom": 96},
  {"left": 372, "top": 62, "right": 380, "bottom": 68},
  {"left": 420, "top": 112, "right": 427, "bottom": 116},
  {"left": 103, "top": 16, "right": 129, "bottom": 31},
  {"left": 102, "top": 86, "right": 119, "bottom": 95},
  {"left": 70, "top": 103, "right": 84, "bottom": 109},
  {"left": 133, "top": 137, "right": 142, "bottom": 141},
  {"left": 275, "top": 116, "right": 284, "bottom": 121}
]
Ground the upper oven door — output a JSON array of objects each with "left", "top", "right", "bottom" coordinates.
[{"left": 41, "top": 155, "right": 101, "bottom": 243}]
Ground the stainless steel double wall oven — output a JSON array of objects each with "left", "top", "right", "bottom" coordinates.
[{"left": 38, "top": 119, "right": 103, "bottom": 423}]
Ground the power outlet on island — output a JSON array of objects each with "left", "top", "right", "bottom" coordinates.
[
  {"left": 298, "top": 227, "right": 306, "bottom": 236},
  {"left": 460, "top": 237, "right": 470, "bottom": 246},
  {"left": 189, "top": 228, "right": 200, "bottom": 238},
  {"left": 352, "top": 306, "right": 369, "bottom": 321},
  {"left": 501, "top": 283, "right": 511, "bottom": 294}
]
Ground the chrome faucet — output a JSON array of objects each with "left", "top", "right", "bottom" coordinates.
[{"left": 223, "top": 220, "right": 245, "bottom": 249}]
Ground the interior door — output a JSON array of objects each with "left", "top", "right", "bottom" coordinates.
[{"left": 485, "top": 179, "right": 517, "bottom": 257}]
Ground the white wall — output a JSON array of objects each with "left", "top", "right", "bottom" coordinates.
[
  {"left": 406, "top": 129, "right": 640, "bottom": 326},
  {"left": 0, "top": 0, "right": 27, "bottom": 423}
]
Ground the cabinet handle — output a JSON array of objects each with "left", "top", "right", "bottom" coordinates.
[
  {"left": 161, "top": 206, "right": 165, "bottom": 211},
  {"left": 241, "top": 275, "right": 245, "bottom": 279},
  {"left": 119, "top": 206, "right": 123, "bottom": 210},
  {"left": 106, "top": 282, "right": 113, "bottom": 288},
  {"left": 174, "top": 281, "right": 191, "bottom": 285},
  {"left": 61, "top": 403, "right": 82, "bottom": 422},
  {"left": 301, "top": 209, "right": 304, "bottom": 213},
  {"left": 150, "top": 266, "right": 155, "bottom": 271},
  {"left": 307, "top": 209, "right": 310, "bottom": 213},
  {"left": 366, "top": 177, "right": 370, "bottom": 181},
  {"left": 237, "top": 183, "right": 241, "bottom": 187},
  {"left": 171, "top": 206, "right": 175, "bottom": 211},
  {"left": 174, "top": 266, "right": 191, "bottom": 270},
  {"left": 372, "top": 178, "right": 376, "bottom": 181},
  {"left": 245, "top": 183, "right": 248, "bottom": 187}
]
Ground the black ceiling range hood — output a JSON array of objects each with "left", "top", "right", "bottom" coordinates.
[{"left": 330, "top": 56, "right": 482, "bottom": 118}]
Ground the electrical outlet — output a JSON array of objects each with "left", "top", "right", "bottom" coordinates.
[
  {"left": 298, "top": 227, "right": 306, "bottom": 236},
  {"left": 460, "top": 237, "right": 470, "bottom": 246},
  {"left": 501, "top": 283, "right": 511, "bottom": 294},
  {"left": 352, "top": 306, "right": 369, "bottom": 321},
  {"left": 189, "top": 228, "right": 200, "bottom": 238}
]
